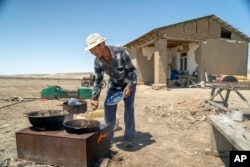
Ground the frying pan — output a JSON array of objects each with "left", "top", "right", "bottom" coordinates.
[{"left": 63, "top": 119, "right": 101, "bottom": 134}]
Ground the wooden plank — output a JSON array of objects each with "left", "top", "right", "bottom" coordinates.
[
  {"left": 224, "top": 90, "right": 231, "bottom": 107},
  {"left": 208, "top": 101, "right": 230, "bottom": 112},
  {"left": 208, "top": 114, "right": 250, "bottom": 151},
  {"left": 209, "top": 87, "right": 250, "bottom": 108},
  {"left": 235, "top": 90, "right": 250, "bottom": 108},
  {"left": 209, "top": 88, "right": 223, "bottom": 101},
  {"left": 210, "top": 125, "right": 233, "bottom": 156},
  {"left": 210, "top": 82, "right": 250, "bottom": 90}
]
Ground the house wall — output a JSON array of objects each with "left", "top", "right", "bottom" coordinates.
[
  {"left": 199, "top": 38, "right": 248, "bottom": 81},
  {"left": 126, "top": 46, "right": 154, "bottom": 84},
  {"left": 187, "top": 43, "right": 199, "bottom": 75},
  {"left": 154, "top": 39, "right": 168, "bottom": 84},
  {"left": 160, "top": 18, "right": 217, "bottom": 40},
  {"left": 125, "top": 16, "right": 249, "bottom": 85},
  {"left": 168, "top": 47, "right": 178, "bottom": 76},
  {"left": 194, "top": 43, "right": 202, "bottom": 79},
  {"left": 160, "top": 18, "right": 247, "bottom": 41},
  {"left": 126, "top": 46, "right": 142, "bottom": 83},
  {"left": 140, "top": 47, "right": 154, "bottom": 84}
]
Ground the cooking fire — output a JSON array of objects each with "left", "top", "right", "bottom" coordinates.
[{"left": 16, "top": 103, "right": 112, "bottom": 167}]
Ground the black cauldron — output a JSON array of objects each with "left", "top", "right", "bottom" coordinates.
[
  {"left": 62, "top": 100, "right": 87, "bottom": 114},
  {"left": 24, "top": 110, "right": 69, "bottom": 130}
]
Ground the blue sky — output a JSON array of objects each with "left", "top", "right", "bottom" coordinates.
[{"left": 0, "top": 0, "right": 250, "bottom": 75}]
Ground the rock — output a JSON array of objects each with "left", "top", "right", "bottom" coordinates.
[
  {"left": 186, "top": 116, "right": 195, "bottom": 124},
  {"left": 195, "top": 115, "right": 206, "bottom": 121},
  {"left": 190, "top": 111, "right": 197, "bottom": 115}
]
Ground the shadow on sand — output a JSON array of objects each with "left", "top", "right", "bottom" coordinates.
[{"left": 113, "top": 131, "right": 155, "bottom": 152}]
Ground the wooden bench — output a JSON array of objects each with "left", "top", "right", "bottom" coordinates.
[{"left": 208, "top": 114, "right": 250, "bottom": 156}]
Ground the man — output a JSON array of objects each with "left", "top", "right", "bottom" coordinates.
[{"left": 85, "top": 33, "right": 137, "bottom": 150}]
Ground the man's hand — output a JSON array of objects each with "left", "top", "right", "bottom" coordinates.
[
  {"left": 90, "top": 99, "right": 98, "bottom": 110},
  {"left": 123, "top": 87, "right": 132, "bottom": 98}
]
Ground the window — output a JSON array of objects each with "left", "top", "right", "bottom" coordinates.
[
  {"left": 221, "top": 27, "right": 231, "bottom": 39},
  {"left": 180, "top": 52, "right": 187, "bottom": 71}
]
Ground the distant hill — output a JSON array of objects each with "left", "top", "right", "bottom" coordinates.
[{"left": 0, "top": 72, "right": 110, "bottom": 80}]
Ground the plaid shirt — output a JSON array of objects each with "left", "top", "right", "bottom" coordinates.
[{"left": 91, "top": 45, "right": 137, "bottom": 100}]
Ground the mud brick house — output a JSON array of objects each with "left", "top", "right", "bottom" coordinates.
[{"left": 124, "top": 14, "right": 250, "bottom": 87}]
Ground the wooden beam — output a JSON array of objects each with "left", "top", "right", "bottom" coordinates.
[
  {"left": 138, "top": 38, "right": 157, "bottom": 48},
  {"left": 235, "top": 90, "right": 250, "bottom": 108},
  {"left": 209, "top": 88, "right": 223, "bottom": 101},
  {"left": 208, "top": 100, "right": 230, "bottom": 112},
  {"left": 210, "top": 82, "right": 250, "bottom": 90}
]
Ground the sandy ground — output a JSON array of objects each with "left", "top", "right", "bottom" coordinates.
[{"left": 0, "top": 75, "right": 250, "bottom": 167}]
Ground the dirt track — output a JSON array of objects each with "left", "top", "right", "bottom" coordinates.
[{"left": 0, "top": 76, "right": 250, "bottom": 167}]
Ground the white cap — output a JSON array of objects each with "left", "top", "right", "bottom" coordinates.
[{"left": 85, "top": 33, "right": 107, "bottom": 51}]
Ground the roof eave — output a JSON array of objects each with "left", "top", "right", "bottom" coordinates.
[{"left": 124, "top": 14, "right": 250, "bottom": 47}]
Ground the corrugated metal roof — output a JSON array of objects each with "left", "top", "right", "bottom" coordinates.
[{"left": 124, "top": 14, "right": 250, "bottom": 46}]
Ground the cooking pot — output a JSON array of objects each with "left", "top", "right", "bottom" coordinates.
[
  {"left": 62, "top": 100, "right": 87, "bottom": 114},
  {"left": 24, "top": 110, "right": 69, "bottom": 130},
  {"left": 63, "top": 119, "right": 101, "bottom": 134}
]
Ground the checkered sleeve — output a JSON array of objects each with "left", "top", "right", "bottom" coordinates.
[
  {"left": 122, "top": 48, "right": 137, "bottom": 88},
  {"left": 91, "top": 59, "right": 104, "bottom": 100}
]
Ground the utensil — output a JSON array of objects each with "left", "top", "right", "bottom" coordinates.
[
  {"left": 87, "top": 109, "right": 94, "bottom": 126},
  {"left": 81, "top": 109, "right": 94, "bottom": 128}
]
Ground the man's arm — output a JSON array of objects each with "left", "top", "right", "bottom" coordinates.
[
  {"left": 123, "top": 49, "right": 137, "bottom": 89},
  {"left": 91, "top": 60, "right": 104, "bottom": 100}
]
